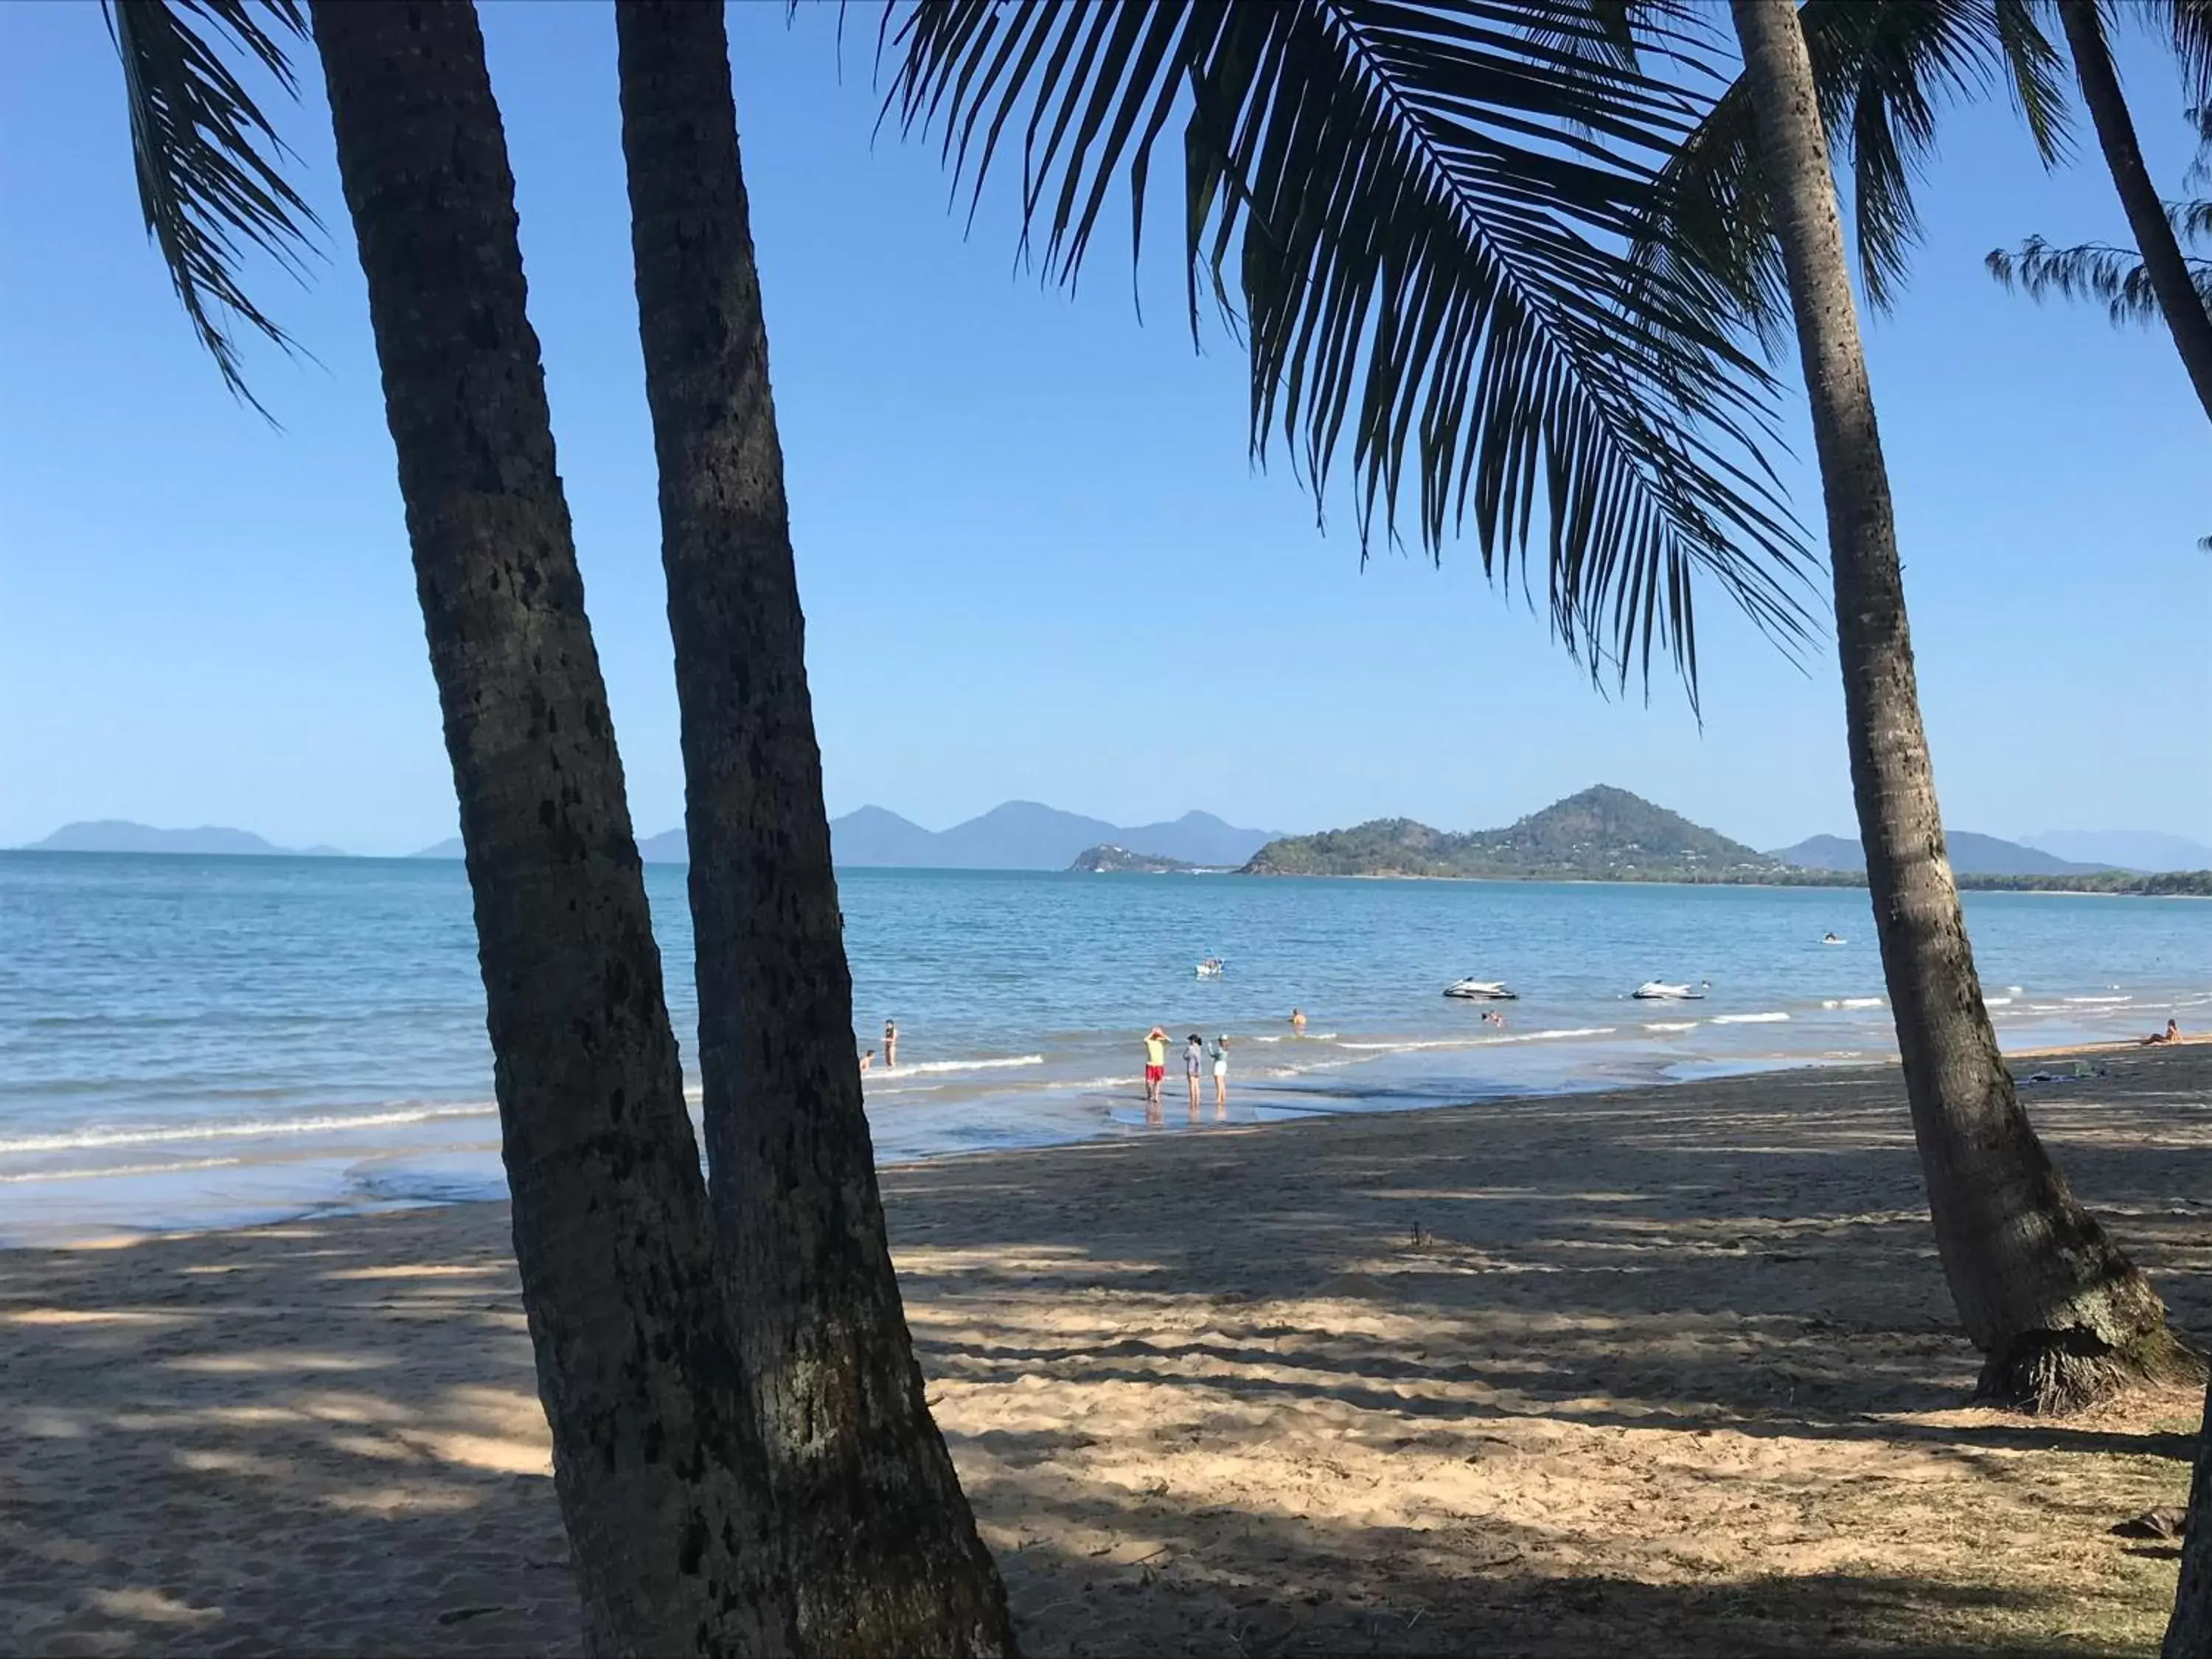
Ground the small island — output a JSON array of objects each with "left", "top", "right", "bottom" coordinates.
[{"left": 1069, "top": 844, "right": 1211, "bottom": 874}]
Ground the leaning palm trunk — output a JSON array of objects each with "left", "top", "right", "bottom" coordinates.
[
  {"left": 2167, "top": 1381, "right": 2212, "bottom": 1655},
  {"left": 613, "top": 3, "right": 1015, "bottom": 1652},
  {"left": 309, "top": 3, "right": 793, "bottom": 1650},
  {"left": 2059, "top": 0, "right": 2212, "bottom": 422},
  {"left": 1727, "top": 0, "right": 2190, "bottom": 1411}
]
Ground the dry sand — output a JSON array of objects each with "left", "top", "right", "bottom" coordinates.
[{"left": 5, "top": 1044, "right": 2211, "bottom": 1657}]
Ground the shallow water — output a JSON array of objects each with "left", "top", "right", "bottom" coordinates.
[{"left": 2, "top": 852, "right": 2205, "bottom": 1242}]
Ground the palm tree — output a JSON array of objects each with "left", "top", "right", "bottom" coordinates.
[
  {"left": 1721, "top": 0, "right": 2189, "bottom": 1412},
  {"left": 1989, "top": 102, "right": 2212, "bottom": 414},
  {"left": 2047, "top": 0, "right": 2212, "bottom": 418},
  {"left": 612, "top": 2, "right": 1015, "bottom": 1651},
  {"left": 111, "top": 1, "right": 795, "bottom": 1649},
  {"left": 883, "top": 0, "right": 2190, "bottom": 1410}
]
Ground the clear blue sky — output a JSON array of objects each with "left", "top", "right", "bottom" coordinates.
[{"left": 1, "top": 4, "right": 2205, "bottom": 856}]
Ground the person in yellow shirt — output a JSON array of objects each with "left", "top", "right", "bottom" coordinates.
[{"left": 1142, "top": 1026, "right": 1168, "bottom": 1125}]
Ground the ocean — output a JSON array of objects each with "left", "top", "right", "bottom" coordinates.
[{"left": 2, "top": 852, "right": 2205, "bottom": 1244}]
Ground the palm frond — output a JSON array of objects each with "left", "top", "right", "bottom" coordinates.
[
  {"left": 2186, "top": 102, "right": 2212, "bottom": 190},
  {"left": 1637, "top": 0, "right": 2071, "bottom": 344},
  {"left": 2174, "top": 0, "right": 2212, "bottom": 108},
  {"left": 881, "top": 0, "right": 1815, "bottom": 705},
  {"left": 105, "top": 0, "right": 319, "bottom": 414},
  {"left": 1986, "top": 231, "right": 2212, "bottom": 324}
]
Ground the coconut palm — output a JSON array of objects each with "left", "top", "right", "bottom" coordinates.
[
  {"left": 883, "top": 0, "right": 2190, "bottom": 1411},
  {"left": 108, "top": 1, "right": 794, "bottom": 1649},
  {"left": 1989, "top": 102, "right": 2212, "bottom": 413},
  {"left": 613, "top": 2, "right": 1015, "bottom": 1650},
  {"left": 2045, "top": 0, "right": 2212, "bottom": 418},
  {"left": 1719, "top": 0, "right": 2191, "bottom": 1411}
]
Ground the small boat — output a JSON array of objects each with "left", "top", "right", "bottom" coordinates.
[
  {"left": 1195, "top": 957, "right": 1226, "bottom": 978},
  {"left": 1821, "top": 932, "right": 1846, "bottom": 946},
  {"left": 1443, "top": 978, "right": 1517, "bottom": 1001},
  {"left": 1632, "top": 979, "right": 1710, "bottom": 1001}
]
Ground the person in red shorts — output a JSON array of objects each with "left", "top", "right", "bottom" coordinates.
[{"left": 1142, "top": 1026, "right": 1168, "bottom": 1126}]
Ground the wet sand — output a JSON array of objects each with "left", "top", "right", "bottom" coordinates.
[{"left": 4, "top": 1043, "right": 2210, "bottom": 1655}]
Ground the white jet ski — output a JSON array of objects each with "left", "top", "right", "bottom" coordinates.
[
  {"left": 1194, "top": 957, "right": 1226, "bottom": 978},
  {"left": 1632, "top": 979, "right": 1710, "bottom": 1001},
  {"left": 1443, "top": 978, "right": 1517, "bottom": 1001}
]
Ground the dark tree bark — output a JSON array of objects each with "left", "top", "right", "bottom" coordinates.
[
  {"left": 613, "top": 4, "right": 1016, "bottom": 1652},
  {"left": 2059, "top": 0, "right": 2212, "bottom": 423},
  {"left": 1728, "top": 0, "right": 2193, "bottom": 1411},
  {"left": 2166, "top": 1381, "right": 2212, "bottom": 1655},
  {"left": 308, "top": 4, "right": 794, "bottom": 1651}
]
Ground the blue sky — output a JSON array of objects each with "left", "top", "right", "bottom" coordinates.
[{"left": 1, "top": 4, "right": 2205, "bottom": 857}]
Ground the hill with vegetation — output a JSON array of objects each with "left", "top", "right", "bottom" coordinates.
[
  {"left": 1242, "top": 787, "right": 1804, "bottom": 882},
  {"left": 1239, "top": 787, "right": 2211, "bottom": 894},
  {"left": 1955, "top": 869, "right": 2212, "bottom": 896}
]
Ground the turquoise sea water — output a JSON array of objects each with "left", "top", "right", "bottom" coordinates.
[{"left": 2, "top": 851, "right": 2205, "bottom": 1243}]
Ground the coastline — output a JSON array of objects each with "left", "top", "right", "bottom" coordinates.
[
  {"left": 13, "top": 1031, "right": 2200, "bottom": 1253},
  {"left": 6, "top": 1044, "right": 2208, "bottom": 1655}
]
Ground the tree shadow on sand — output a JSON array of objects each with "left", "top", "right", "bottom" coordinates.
[{"left": 1, "top": 1048, "right": 2206, "bottom": 1655}]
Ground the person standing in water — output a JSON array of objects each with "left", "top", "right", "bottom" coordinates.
[
  {"left": 1142, "top": 1026, "right": 1168, "bottom": 1125},
  {"left": 1209, "top": 1034, "right": 1229, "bottom": 1119},
  {"left": 1184, "top": 1033, "right": 1206, "bottom": 1124},
  {"left": 883, "top": 1018, "right": 898, "bottom": 1069},
  {"left": 1289, "top": 1007, "right": 1307, "bottom": 1036}
]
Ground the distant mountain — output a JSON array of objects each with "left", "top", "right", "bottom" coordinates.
[
  {"left": 1119, "top": 811, "right": 1282, "bottom": 868},
  {"left": 1071, "top": 844, "right": 1205, "bottom": 874},
  {"left": 412, "top": 829, "right": 689, "bottom": 863},
  {"left": 828, "top": 802, "right": 1282, "bottom": 870},
  {"left": 1245, "top": 786, "right": 1798, "bottom": 882},
  {"left": 2025, "top": 830, "right": 2212, "bottom": 873},
  {"left": 400, "top": 803, "right": 1281, "bottom": 869},
  {"left": 1768, "top": 830, "right": 2109, "bottom": 877},
  {"left": 1764, "top": 834, "right": 1863, "bottom": 872},
  {"left": 826, "top": 806, "right": 943, "bottom": 867},
  {"left": 21, "top": 821, "right": 344, "bottom": 857}
]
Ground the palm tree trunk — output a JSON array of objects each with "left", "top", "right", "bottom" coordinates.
[
  {"left": 2059, "top": 0, "right": 2212, "bottom": 422},
  {"left": 2165, "top": 1380, "right": 2212, "bottom": 1655},
  {"left": 1727, "top": 0, "right": 2191, "bottom": 1411},
  {"left": 308, "top": 4, "right": 793, "bottom": 1651},
  {"left": 613, "top": 4, "right": 1016, "bottom": 1652}
]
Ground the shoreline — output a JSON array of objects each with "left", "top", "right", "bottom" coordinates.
[
  {"left": 11, "top": 1032, "right": 2202, "bottom": 1254},
  {"left": 5, "top": 1045, "right": 2208, "bottom": 1655}
]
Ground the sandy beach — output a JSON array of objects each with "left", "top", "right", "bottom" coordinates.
[{"left": 5, "top": 1043, "right": 2211, "bottom": 1656}]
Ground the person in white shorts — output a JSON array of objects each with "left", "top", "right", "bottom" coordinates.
[{"left": 1209, "top": 1034, "right": 1229, "bottom": 1120}]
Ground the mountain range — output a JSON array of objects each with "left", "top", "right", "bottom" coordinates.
[
  {"left": 20, "top": 809, "right": 2212, "bottom": 877},
  {"left": 1766, "top": 831, "right": 2109, "bottom": 877},
  {"left": 18, "top": 821, "right": 346, "bottom": 858},
  {"left": 2023, "top": 830, "right": 2212, "bottom": 872},
  {"left": 409, "top": 804, "right": 1282, "bottom": 869}
]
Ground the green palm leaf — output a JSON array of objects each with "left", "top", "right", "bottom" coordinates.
[
  {"left": 1636, "top": 0, "right": 2070, "bottom": 352},
  {"left": 883, "top": 0, "right": 1817, "bottom": 704},
  {"left": 1986, "top": 223, "right": 2212, "bottom": 324},
  {"left": 105, "top": 0, "right": 319, "bottom": 414}
]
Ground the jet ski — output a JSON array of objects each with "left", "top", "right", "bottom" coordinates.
[
  {"left": 1195, "top": 957, "right": 1226, "bottom": 978},
  {"left": 1821, "top": 933, "right": 1847, "bottom": 946},
  {"left": 1632, "top": 979, "right": 1710, "bottom": 1001},
  {"left": 1443, "top": 978, "right": 1517, "bottom": 1001}
]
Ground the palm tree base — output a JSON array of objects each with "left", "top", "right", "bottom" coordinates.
[{"left": 1975, "top": 1320, "right": 2204, "bottom": 1415}]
